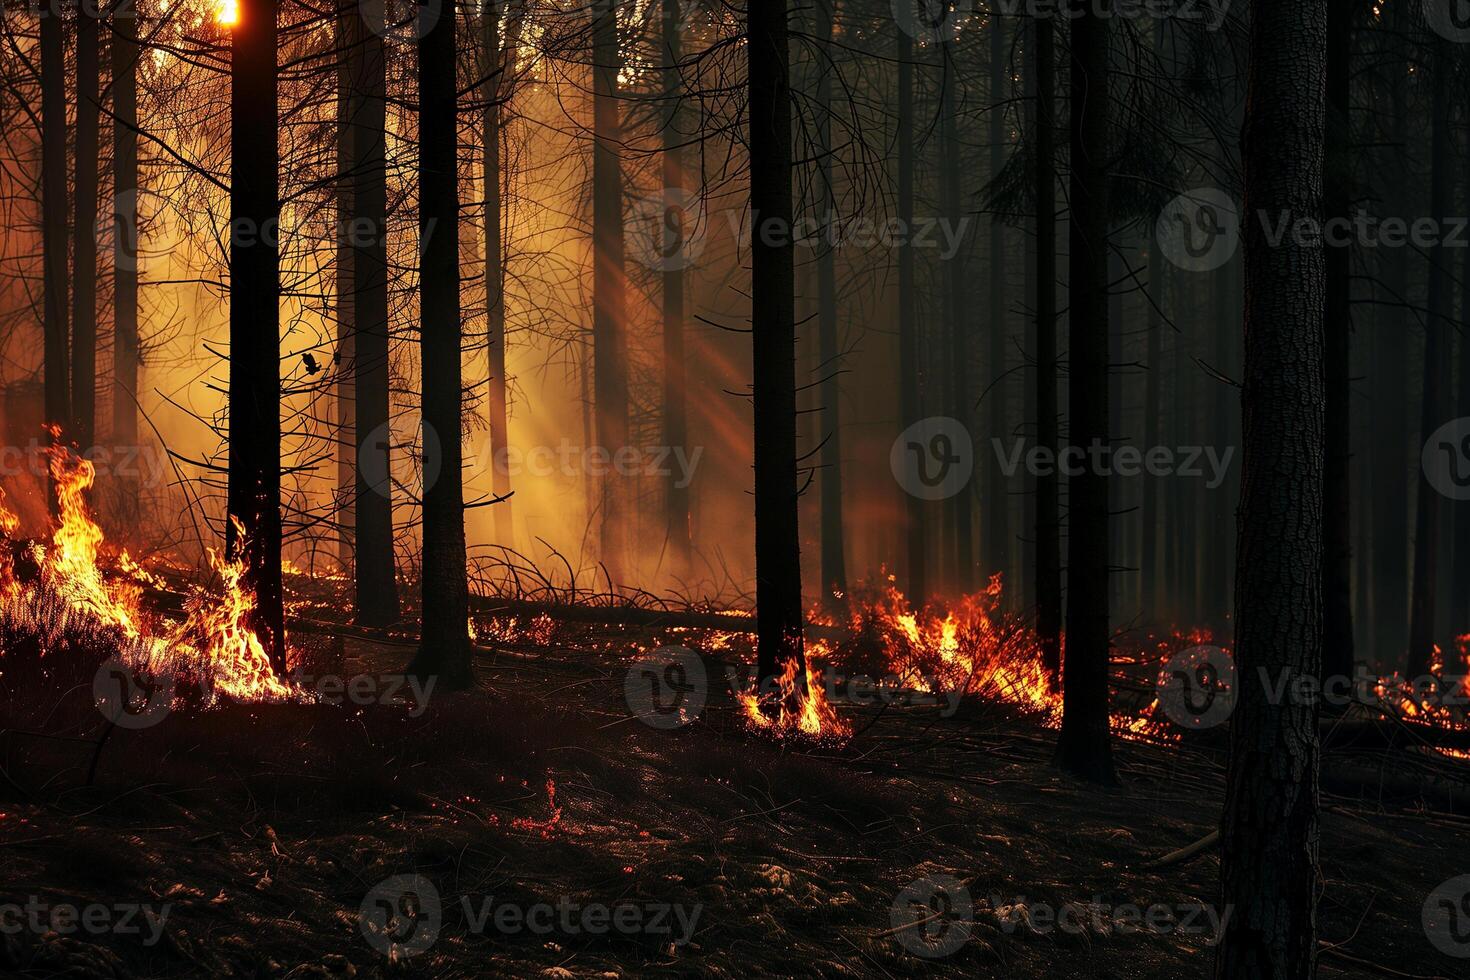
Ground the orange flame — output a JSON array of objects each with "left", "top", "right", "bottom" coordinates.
[
  {"left": 737, "top": 655, "right": 851, "bottom": 743},
  {"left": 835, "top": 574, "right": 1060, "bottom": 724},
  {"left": 0, "top": 432, "right": 299, "bottom": 709},
  {"left": 152, "top": 516, "right": 298, "bottom": 704}
]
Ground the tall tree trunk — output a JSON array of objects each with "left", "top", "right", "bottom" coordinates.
[
  {"left": 1033, "top": 15, "right": 1061, "bottom": 686},
  {"left": 111, "top": 1, "right": 140, "bottom": 451},
  {"left": 592, "top": 0, "right": 629, "bottom": 585},
  {"left": 1321, "top": 0, "right": 1354, "bottom": 679},
  {"left": 1108, "top": 242, "right": 1125, "bottom": 618},
  {"left": 986, "top": 14, "right": 1009, "bottom": 592},
  {"left": 41, "top": 3, "right": 68, "bottom": 465},
  {"left": 898, "top": 31, "right": 925, "bottom": 603},
  {"left": 349, "top": 9, "right": 400, "bottom": 627},
  {"left": 72, "top": 6, "right": 100, "bottom": 448},
  {"left": 1175, "top": 313, "right": 1200, "bottom": 623},
  {"left": 335, "top": 6, "right": 356, "bottom": 575},
  {"left": 662, "top": 0, "right": 693, "bottom": 575},
  {"left": 1456, "top": 152, "right": 1470, "bottom": 634},
  {"left": 407, "top": 0, "right": 471, "bottom": 686},
  {"left": 814, "top": 0, "right": 845, "bottom": 604},
  {"left": 484, "top": 0, "right": 515, "bottom": 549},
  {"left": 1216, "top": 1, "right": 1327, "bottom": 976},
  {"left": 1141, "top": 245, "right": 1163, "bottom": 618},
  {"left": 1371, "top": 2, "right": 1411, "bottom": 664},
  {"left": 1208, "top": 257, "right": 1234, "bottom": 626},
  {"left": 1021, "top": 20, "right": 1037, "bottom": 613},
  {"left": 748, "top": 0, "right": 806, "bottom": 700},
  {"left": 941, "top": 47, "right": 972, "bottom": 594},
  {"left": 1407, "top": 38, "right": 1451, "bottom": 679},
  {"left": 229, "top": 0, "right": 286, "bottom": 673},
  {"left": 1055, "top": 1, "right": 1114, "bottom": 784}
]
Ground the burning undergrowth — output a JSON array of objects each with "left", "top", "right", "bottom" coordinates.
[
  {"left": 821, "top": 574, "right": 1061, "bottom": 724},
  {"left": 0, "top": 436, "right": 302, "bottom": 721}
]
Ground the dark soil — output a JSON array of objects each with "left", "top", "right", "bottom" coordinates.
[{"left": 0, "top": 619, "right": 1464, "bottom": 979}]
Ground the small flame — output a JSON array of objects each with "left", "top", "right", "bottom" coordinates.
[{"left": 737, "top": 656, "right": 851, "bottom": 743}]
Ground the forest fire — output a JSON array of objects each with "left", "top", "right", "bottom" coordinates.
[
  {"left": 5, "top": 0, "right": 1469, "bottom": 969},
  {"left": 0, "top": 436, "right": 298, "bottom": 711}
]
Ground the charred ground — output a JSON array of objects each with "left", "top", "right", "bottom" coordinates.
[{"left": 1, "top": 619, "right": 1463, "bottom": 979}]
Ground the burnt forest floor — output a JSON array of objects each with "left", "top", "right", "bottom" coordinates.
[{"left": 1, "top": 616, "right": 1467, "bottom": 979}]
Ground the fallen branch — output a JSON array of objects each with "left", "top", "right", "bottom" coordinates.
[{"left": 1137, "top": 828, "right": 1219, "bottom": 869}]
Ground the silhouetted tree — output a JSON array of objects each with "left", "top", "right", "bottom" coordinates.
[
  {"left": 661, "top": 0, "right": 693, "bottom": 574},
  {"left": 229, "top": 0, "right": 287, "bottom": 673},
  {"left": 1321, "top": 0, "right": 1355, "bottom": 680},
  {"left": 985, "top": 13, "right": 1010, "bottom": 590},
  {"left": 72, "top": 4, "right": 100, "bottom": 447},
  {"left": 482, "top": 0, "right": 519, "bottom": 549},
  {"left": 1032, "top": 14, "right": 1061, "bottom": 687},
  {"left": 897, "top": 27, "right": 925, "bottom": 603},
  {"left": 111, "top": 1, "right": 140, "bottom": 453},
  {"left": 1216, "top": 0, "right": 1327, "bottom": 975},
  {"left": 749, "top": 0, "right": 806, "bottom": 700},
  {"left": 592, "top": 0, "right": 630, "bottom": 584},
  {"left": 941, "top": 43, "right": 972, "bottom": 594},
  {"left": 346, "top": 2, "right": 400, "bottom": 627},
  {"left": 814, "top": 0, "right": 846, "bottom": 604},
  {"left": 41, "top": 1, "right": 68, "bottom": 462},
  {"left": 1407, "top": 34, "right": 1452, "bottom": 679},
  {"left": 407, "top": 0, "right": 473, "bottom": 687},
  {"left": 1055, "top": 0, "right": 1115, "bottom": 785}
]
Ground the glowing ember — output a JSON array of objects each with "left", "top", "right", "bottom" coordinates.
[{"left": 509, "top": 779, "right": 563, "bottom": 837}]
